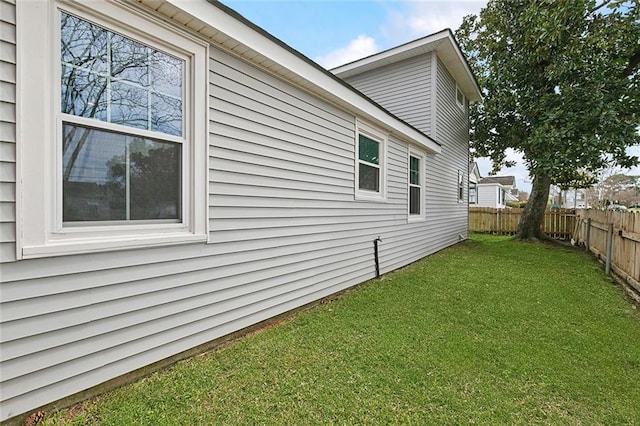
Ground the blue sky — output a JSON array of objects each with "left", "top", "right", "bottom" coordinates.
[
  {"left": 221, "top": 0, "right": 640, "bottom": 193},
  {"left": 222, "top": 1, "right": 486, "bottom": 67}
]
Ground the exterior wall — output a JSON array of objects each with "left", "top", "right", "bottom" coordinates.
[
  {"left": 477, "top": 184, "right": 501, "bottom": 208},
  {"left": 430, "top": 57, "right": 470, "bottom": 241},
  {"left": 0, "top": 0, "right": 16, "bottom": 263},
  {"left": 1, "top": 36, "right": 464, "bottom": 422},
  {"left": 342, "top": 54, "right": 470, "bottom": 250},
  {"left": 342, "top": 54, "right": 433, "bottom": 136}
]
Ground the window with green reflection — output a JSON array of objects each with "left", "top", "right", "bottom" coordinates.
[{"left": 358, "top": 134, "right": 380, "bottom": 192}]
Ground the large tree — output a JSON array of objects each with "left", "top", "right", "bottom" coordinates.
[{"left": 456, "top": 0, "right": 640, "bottom": 239}]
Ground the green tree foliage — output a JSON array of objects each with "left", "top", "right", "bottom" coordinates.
[{"left": 456, "top": 0, "right": 640, "bottom": 238}]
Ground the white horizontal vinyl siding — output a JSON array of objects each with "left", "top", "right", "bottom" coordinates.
[
  {"left": 341, "top": 53, "right": 470, "bottom": 253},
  {"left": 1, "top": 42, "right": 453, "bottom": 421},
  {"left": 208, "top": 49, "right": 429, "bottom": 276},
  {"left": 379, "top": 134, "right": 460, "bottom": 273},
  {"left": 477, "top": 184, "right": 500, "bottom": 208},
  {"left": 342, "top": 54, "right": 432, "bottom": 136},
  {"left": 429, "top": 57, "right": 469, "bottom": 243},
  {"left": 0, "top": 0, "right": 16, "bottom": 263}
]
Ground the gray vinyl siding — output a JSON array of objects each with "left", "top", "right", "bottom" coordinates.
[
  {"left": 430, "top": 57, "right": 470, "bottom": 241},
  {"left": 0, "top": 41, "right": 461, "bottom": 420},
  {"left": 341, "top": 53, "right": 470, "bottom": 250},
  {"left": 477, "top": 184, "right": 500, "bottom": 208},
  {"left": 0, "top": 0, "right": 16, "bottom": 263},
  {"left": 208, "top": 49, "right": 444, "bottom": 276},
  {"left": 342, "top": 54, "right": 432, "bottom": 136}
]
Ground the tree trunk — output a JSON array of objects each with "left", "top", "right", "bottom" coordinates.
[{"left": 516, "top": 172, "right": 551, "bottom": 240}]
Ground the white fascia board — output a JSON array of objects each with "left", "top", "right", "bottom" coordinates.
[
  {"left": 470, "top": 161, "right": 478, "bottom": 174},
  {"left": 436, "top": 37, "right": 482, "bottom": 103},
  {"left": 164, "top": 0, "right": 440, "bottom": 154}
]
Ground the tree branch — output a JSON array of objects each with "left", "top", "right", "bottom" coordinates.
[{"left": 589, "top": 0, "right": 614, "bottom": 15}]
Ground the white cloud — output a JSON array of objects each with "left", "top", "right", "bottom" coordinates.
[
  {"left": 380, "top": 1, "right": 486, "bottom": 45},
  {"left": 406, "top": 4, "right": 473, "bottom": 33},
  {"left": 313, "top": 2, "right": 487, "bottom": 69},
  {"left": 314, "top": 34, "right": 380, "bottom": 69}
]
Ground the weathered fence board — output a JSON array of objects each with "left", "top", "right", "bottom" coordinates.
[
  {"left": 469, "top": 207, "right": 576, "bottom": 239},
  {"left": 574, "top": 210, "right": 640, "bottom": 301}
]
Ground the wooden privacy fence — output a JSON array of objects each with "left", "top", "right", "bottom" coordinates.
[
  {"left": 573, "top": 210, "right": 640, "bottom": 302},
  {"left": 469, "top": 207, "right": 576, "bottom": 239}
]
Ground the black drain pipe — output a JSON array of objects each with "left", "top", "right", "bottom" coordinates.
[{"left": 374, "top": 236, "right": 382, "bottom": 278}]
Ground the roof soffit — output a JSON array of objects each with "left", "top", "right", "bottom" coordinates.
[{"left": 135, "top": 0, "right": 441, "bottom": 154}]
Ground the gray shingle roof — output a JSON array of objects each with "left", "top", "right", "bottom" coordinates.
[{"left": 479, "top": 176, "right": 516, "bottom": 186}]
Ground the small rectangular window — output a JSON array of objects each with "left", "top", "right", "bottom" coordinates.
[
  {"left": 469, "top": 182, "right": 477, "bottom": 204},
  {"left": 458, "top": 170, "right": 464, "bottom": 202},
  {"left": 358, "top": 134, "right": 380, "bottom": 192},
  {"left": 409, "top": 155, "right": 421, "bottom": 215},
  {"left": 456, "top": 86, "right": 465, "bottom": 109},
  {"left": 355, "top": 123, "right": 386, "bottom": 201}
]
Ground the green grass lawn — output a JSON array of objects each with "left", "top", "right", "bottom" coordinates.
[{"left": 44, "top": 234, "right": 640, "bottom": 425}]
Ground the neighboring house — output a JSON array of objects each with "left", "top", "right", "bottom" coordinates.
[
  {"left": 469, "top": 162, "right": 481, "bottom": 205},
  {"left": 0, "top": 0, "right": 481, "bottom": 421},
  {"left": 476, "top": 176, "right": 517, "bottom": 208},
  {"left": 560, "top": 188, "right": 589, "bottom": 209}
]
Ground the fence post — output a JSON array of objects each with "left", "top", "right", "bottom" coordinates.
[
  {"left": 605, "top": 222, "right": 613, "bottom": 275},
  {"left": 585, "top": 218, "right": 591, "bottom": 252}
]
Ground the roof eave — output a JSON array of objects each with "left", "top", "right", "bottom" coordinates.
[
  {"left": 154, "top": 0, "right": 441, "bottom": 154},
  {"left": 332, "top": 29, "right": 482, "bottom": 103}
]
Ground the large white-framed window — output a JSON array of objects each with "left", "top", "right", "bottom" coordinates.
[
  {"left": 355, "top": 121, "right": 387, "bottom": 201},
  {"left": 17, "top": 0, "right": 208, "bottom": 259},
  {"left": 408, "top": 150, "right": 425, "bottom": 220}
]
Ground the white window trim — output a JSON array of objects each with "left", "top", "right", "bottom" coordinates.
[
  {"left": 407, "top": 149, "right": 426, "bottom": 222},
  {"left": 458, "top": 170, "right": 465, "bottom": 203},
  {"left": 456, "top": 85, "right": 465, "bottom": 110},
  {"left": 16, "top": 0, "right": 209, "bottom": 259},
  {"left": 355, "top": 120, "right": 387, "bottom": 202}
]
